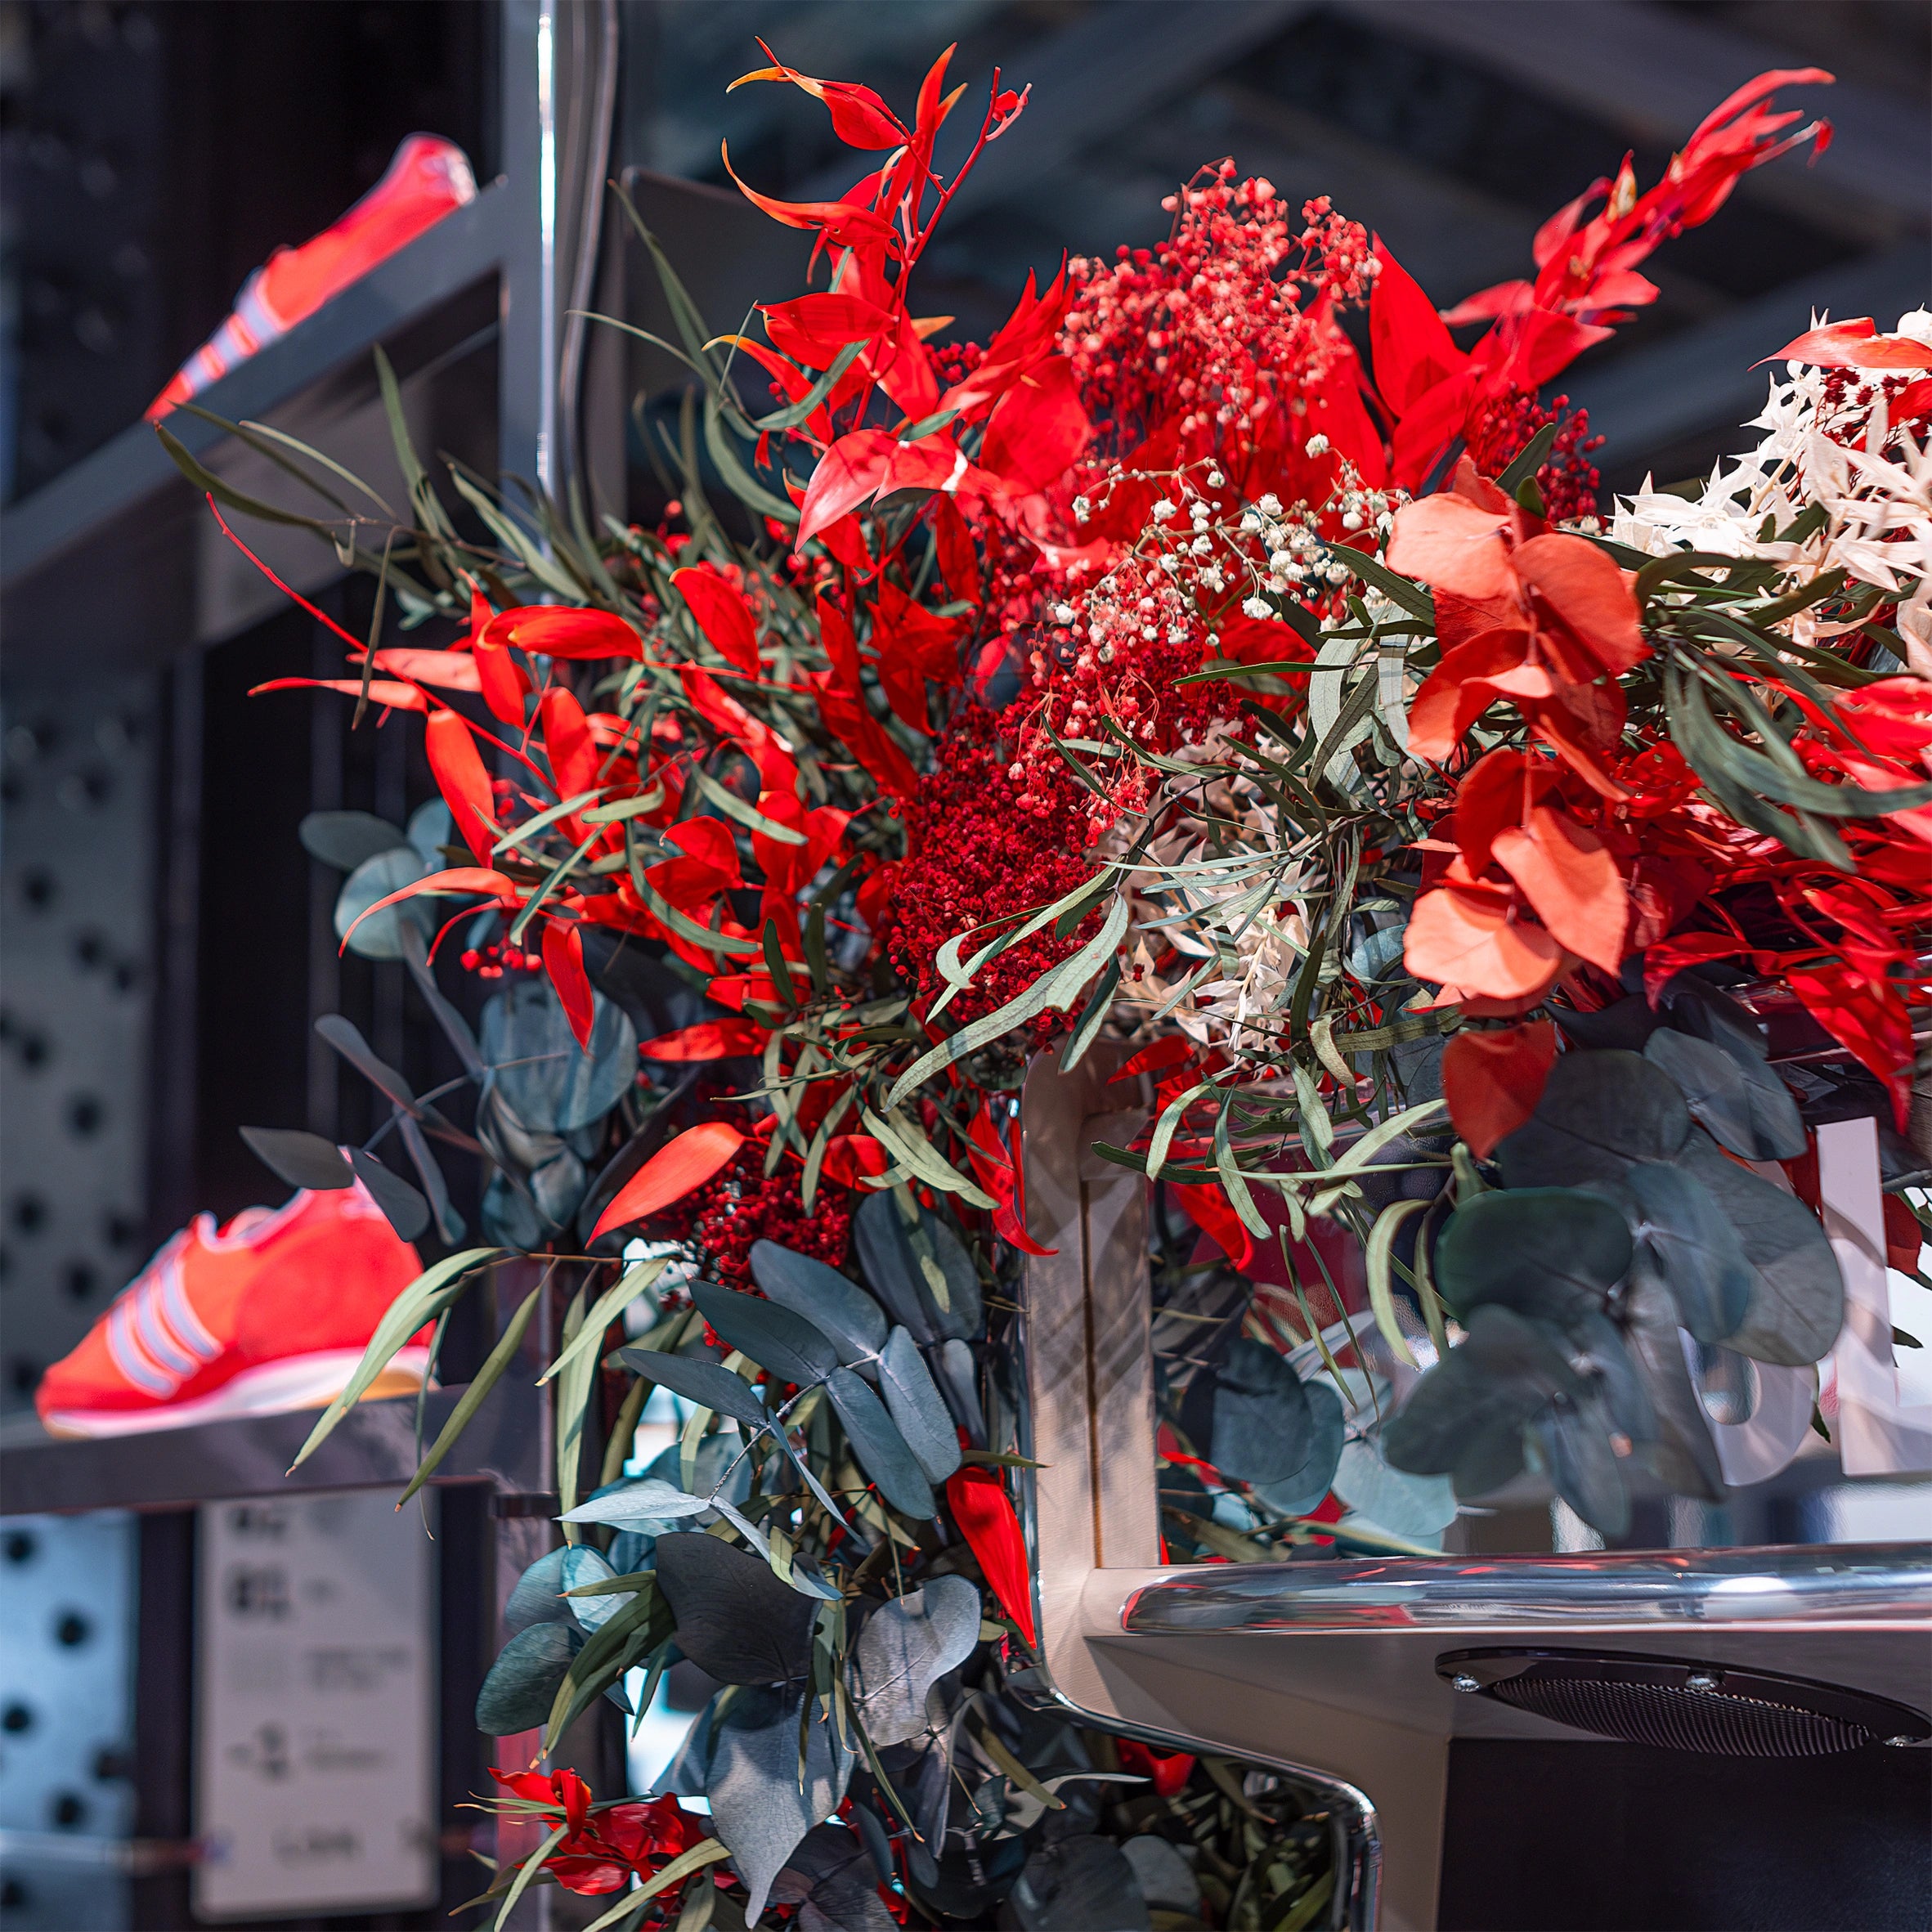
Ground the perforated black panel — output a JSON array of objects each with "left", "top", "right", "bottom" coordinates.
[{"left": 1489, "top": 1672, "right": 1873, "bottom": 1756}]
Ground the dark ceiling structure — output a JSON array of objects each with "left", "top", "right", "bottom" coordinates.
[{"left": 618, "top": 0, "right": 1930, "bottom": 493}]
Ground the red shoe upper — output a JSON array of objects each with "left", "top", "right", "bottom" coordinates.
[{"left": 36, "top": 1183, "right": 424, "bottom": 1422}]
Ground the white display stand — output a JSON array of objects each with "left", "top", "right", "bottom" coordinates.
[{"left": 193, "top": 1490, "right": 437, "bottom": 1921}]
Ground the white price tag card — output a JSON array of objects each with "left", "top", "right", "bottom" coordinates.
[{"left": 193, "top": 1491, "right": 437, "bottom": 1920}]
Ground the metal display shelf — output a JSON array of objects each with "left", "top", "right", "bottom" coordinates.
[{"left": 0, "top": 1380, "right": 545, "bottom": 1517}]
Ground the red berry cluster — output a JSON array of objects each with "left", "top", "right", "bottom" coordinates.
[{"left": 679, "top": 1144, "right": 853, "bottom": 1287}]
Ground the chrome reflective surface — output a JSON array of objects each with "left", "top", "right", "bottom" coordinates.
[{"left": 1122, "top": 1544, "right": 1932, "bottom": 1634}]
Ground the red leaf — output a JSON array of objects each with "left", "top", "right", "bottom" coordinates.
[
  {"left": 944, "top": 1466, "right": 1035, "bottom": 1647},
  {"left": 1511, "top": 534, "right": 1646, "bottom": 675},
  {"left": 1768, "top": 319, "right": 1932, "bottom": 369},
  {"left": 540, "top": 685, "right": 600, "bottom": 804},
  {"left": 1490, "top": 805, "right": 1628, "bottom": 973},
  {"left": 1405, "top": 882, "right": 1567, "bottom": 1002},
  {"left": 425, "top": 710, "right": 500, "bottom": 863},
  {"left": 1442, "top": 1020, "right": 1558, "bottom": 1158},
  {"left": 370, "top": 648, "right": 481, "bottom": 693},
  {"left": 638, "top": 1020, "right": 767, "bottom": 1062},
  {"left": 1786, "top": 964, "right": 1915, "bottom": 1129},
  {"left": 338, "top": 867, "right": 518, "bottom": 953},
  {"left": 796, "top": 428, "right": 897, "bottom": 549},
  {"left": 931, "top": 497, "right": 981, "bottom": 606},
  {"left": 482, "top": 605, "right": 643, "bottom": 661},
  {"left": 1884, "top": 1192, "right": 1923, "bottom": 1273},
  {"left": 1384, "top": 495, "right": 1514, "bottom": 603},
  {"left": 252, "top": 676, "right": 428, "bottom": 712},
  {"left": 1369, "top": 239, "right": 1468, "bottom": 415},
  {"left": 589, "top": 1122, "right": 746, "bottom": 1241},
  {"left": 1115, "top": 1739, "right": 1195, "bottom": 1799},
  {"left": 1172, "top": 1181, "right": 1254, "bottom": 1274},
  {"left": 540, "top": 921, "right": 597, "bottom": 1050},
  {"left": 721, "top": 142, "right": 899, "bottom": 256},
  {"left": 670, "top": 564, "right": 761, "bottom": 678},
  {"left": 979, "top": 355, "right": 1092, "bottom": 495},
  {"left": 728, "top": 60, "right": 908, "bottom": 150}
]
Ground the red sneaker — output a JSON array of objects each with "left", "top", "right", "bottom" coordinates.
[
  {"left": 146, "top": 132, "right": 477, "bottom": 419},
  {"left": 35, "top": 1183, "right": 428, "bottom": 1439}
]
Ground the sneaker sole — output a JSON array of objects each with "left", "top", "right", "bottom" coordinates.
[{"left": 40, "top": 1347, "right": 434, "bottom": 1440}]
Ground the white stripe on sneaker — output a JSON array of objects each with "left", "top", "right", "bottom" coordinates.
[
  {"left": 159, "top": 1253, "right": 221, "bottom": 1360},
  {"left": 106, "top": 1301, "right": 177, "bottom": 1398}
]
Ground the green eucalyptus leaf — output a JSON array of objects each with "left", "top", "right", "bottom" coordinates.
[
  {"left": 240, "top": 1126, "right": 354, "bottom": 1191},
  {"left": 877, "top": 1328, "right": 964, "bottom": 1485},
  {"left": 1384, "top": 1305, "right": 1584, "bottom": 1497},
  {"left": 826, "top": 1365, "right": 936, "bottom": 1517},
  {"left": 706, "top": 1685, "right": 857, "bottom": 1923},
  {"left": 652, "top": 1533, "right": 814, "bottom": 1684},
  {"left": 1434, "top": 1188, "right": 1633, "bottom": 1323},
  {"left": 750, "top": 1240, "right": 888, "bottom": 1370},
  {"left": 849, "top": 1575, "right": 979, "bottom": 1746},
  {"left": 852, "top": 1191, "right": 981, "bottom": 1345},
  {"left": 476, "top": 1621, "right": 579, "bottom": 1733},
  {"left": 1495, "top": 1049, "right": 1691, "bottom": 1186},
  {"left": 299, "top": 810, "right": 408, "bottom": 872},
  {"left": 616, "top": 1348, "right": 773, "bottom": 1431},
  {"left": 346, "top": 1148, "right": 430, "bottom": 1242},
  {"left": 482, "top": 977, "right": 638, "bottom": 1133},
  {"left": 1210, "top": 1339, "right": 1345, "bottom": 1515},
  {"left": 1643, "top": 1027, "right": 1806, "bottom": 1161},
  {"left": 692, "top": 1281, "right": 840, "bottom": 1389},
  {"left": 1613, "top": 1161, "right": 1752, "bottom": 1343},
  {"left": 1620, "top": 1272, "right": 1726, "bottom": 1501},
  {"left": 1677, "top": 1132, "right": 1844, "bottom": 1365},
  {"left": 334, "top": 848, "right": 434, "bottom": 961}
]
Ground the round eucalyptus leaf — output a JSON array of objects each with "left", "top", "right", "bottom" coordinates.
[
  {"left": 474, "top": 1620, "right": 579, "bottom": 1733},
  {"left": 1613, "top": 1161, "right": 1752, "bottom": 1343},
  {"left": 1207, "top": 1338, "right": 1311, "bottom": 1485},
  {"left": 849, "top": 1575, "right": 980, "bottom": 1746},
  {"left": 1530, "top": 1386, "right": 1631, "bottom": 1540},
  {"left": 1332, "top": 1439, "right": 1459, "bottom": 1536},
  {"left": 334, "top": 847, "right": 434, "bottom": 961},
  {"left": 503, "top": 1549, "right": 572, "bottom": 1636},
  {"left": 652, "top": 1533, "right": 815, "bottom": 1685},
  {"left": 1677, "top": 1132, "right": 1844, "bottom": 1365},
  {"left": 481, "top": 975, "right": 637, "bottom": 1133},
  {"left": 406, "top": 797, "right": 455, "bottom": 867},
  {"left": 707, "top": 1685, "right": 857, "bottom": 1923},
  {"left": 1435, "top": 1188, "right": 1632, "bottom": 1323},
  {"left": 1010, "top": 1836, "right": 1150, "bottom": 1932},
  {"left": 300, "top": 809, "right": 408, "bottom": 873},
  {"left": 1620, "top": 1272, "right": 1726, "bottom": 1501},
  {"left": 1643, "top": 1027, "right": 1806, "bottom": 1161},
  {"left": 1384, "top": 1304, "right": 1582, "bottom": 1493},
  {"left": 1495, "top": 1049, "right": 1691, "bottom": 1187},
  {"left": 559, "top": 1544, "right": 632, "bottom": 1633}
]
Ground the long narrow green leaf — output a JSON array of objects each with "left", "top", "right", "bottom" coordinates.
[
  {"left": 1364, "top": 1199, "right": 1427, "bottom": 1369},
  {"left": 689, "top": 763, "right": 808, "bottom": 842},
  {"left": 397, "top": 1280, "right": 544, "bottom": 1504},
  {"left": 862, "top": 1107, "right": 997, "bottom": 1208},
  {"left": 290, "top": 1248, "right": 500, "bottom": 1469},
  {"left": 539, "top": 1260, "right": 667, "bottom": 1387},
  {"left": 493, "top": 789, "right": 605, "bottom": 856},
  {"left": 886, "top": 895, "right": 1128, "bottom": 1105},
  {"left": 492, "top": 1822, "right": 568, "bottom": 1932},
  {"left": 155, "top": 425, "right": 340, "bottom": 535}
]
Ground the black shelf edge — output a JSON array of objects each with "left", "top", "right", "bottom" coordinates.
[{"left": 0, "top": 1376, "right": 543, "bottom": 1516}]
